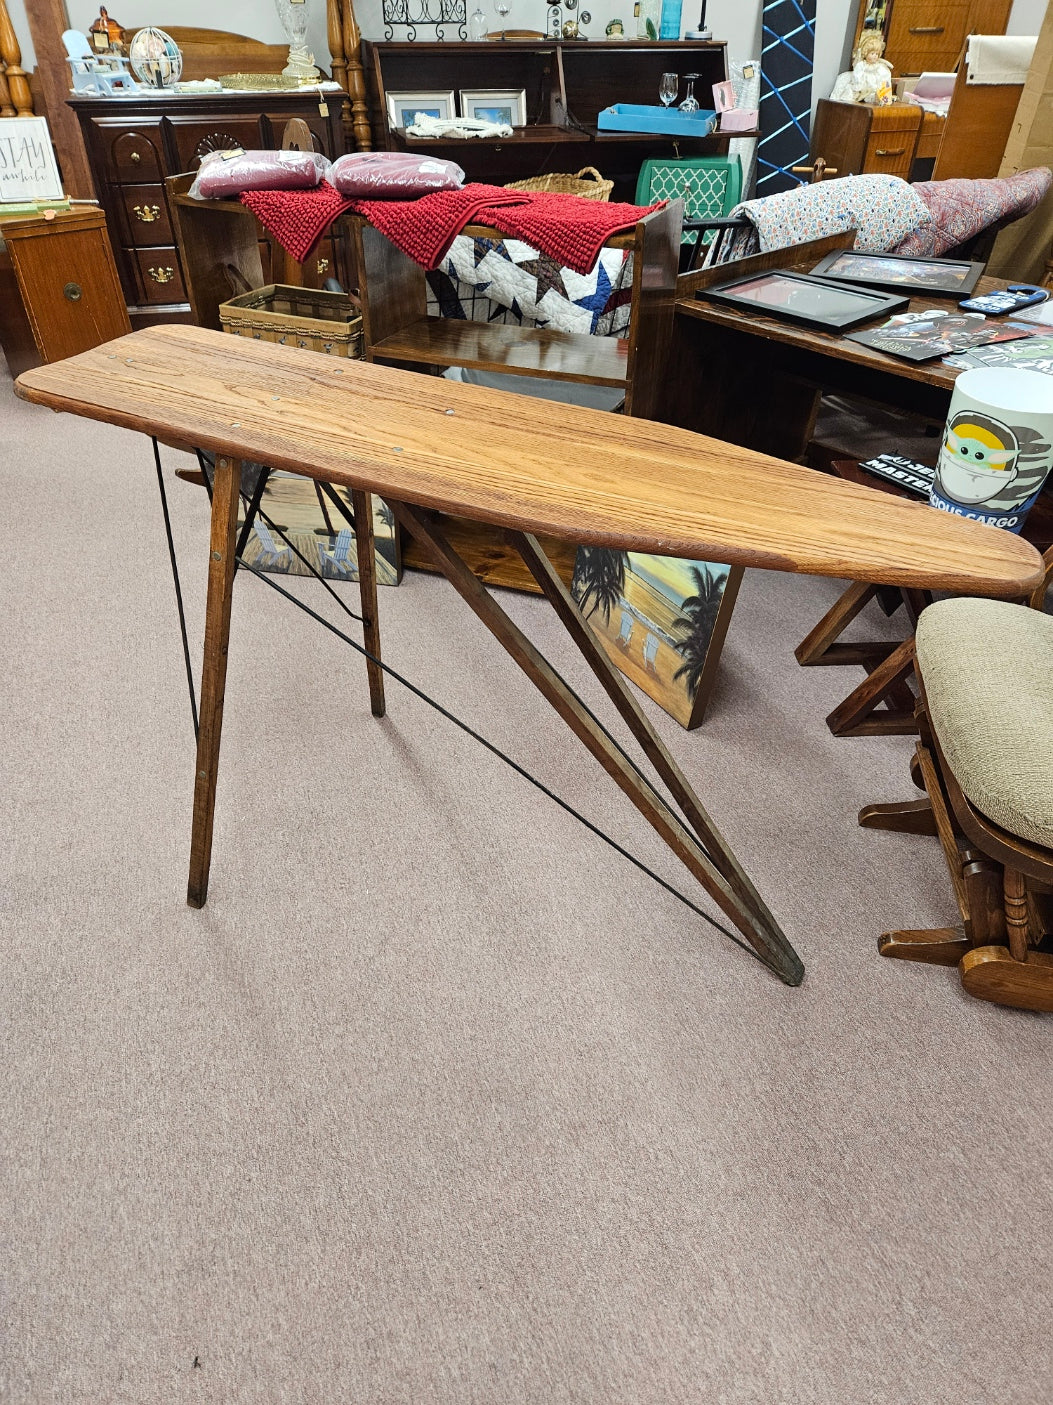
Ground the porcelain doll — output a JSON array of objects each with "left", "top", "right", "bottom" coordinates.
[{"left": 829, "top": 33, "right": 894, "bottom": 105}]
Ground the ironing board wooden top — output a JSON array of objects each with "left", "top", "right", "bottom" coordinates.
[{"left": 14, "top": 324, "right": 1043, "bottom": 596}]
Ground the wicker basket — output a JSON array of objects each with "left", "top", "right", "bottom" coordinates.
[
  {"left": 504, "top": 166, "right": 613, "bottom": 202},
  {"left": 219, "top": 284, "right": 363, "bottom": 357}
]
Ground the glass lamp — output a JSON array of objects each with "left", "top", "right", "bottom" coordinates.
[{"left": 274, "top": 0, "right": 320, "bottom": 81}]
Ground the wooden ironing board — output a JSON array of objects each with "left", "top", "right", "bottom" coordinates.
[{"left": 15, "top": 326, "right": 1044, "bottom": 989}]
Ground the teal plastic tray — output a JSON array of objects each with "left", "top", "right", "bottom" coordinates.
[{"left": 597, "top": 104, "right": 718, "bottom": 137}]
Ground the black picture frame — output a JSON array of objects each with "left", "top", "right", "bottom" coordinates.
[
  {"left": 697, "top": 271, "right": 909, "bottom": 331},
  {"left": 809, "top": 249, "right": 985, "bottom": 297}
]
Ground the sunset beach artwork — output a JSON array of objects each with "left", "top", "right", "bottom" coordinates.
[{"left": 571, "top": 549, "right": 742, "bottom": 728}]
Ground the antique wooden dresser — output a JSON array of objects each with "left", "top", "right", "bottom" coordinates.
[{"left": 70, "top": 92, "right": 346, "bottom": 328}]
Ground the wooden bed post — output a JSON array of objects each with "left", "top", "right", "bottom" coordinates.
[
  {"left": 327, "top": 0, "right": 371, "bottom": 150},
  {"left": 0, "top": 0, "right": 34, "bottom": 116}
]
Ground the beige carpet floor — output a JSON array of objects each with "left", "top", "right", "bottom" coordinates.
[{"left": 2, "top": 378, "right": 1050, "bottom": 1403}]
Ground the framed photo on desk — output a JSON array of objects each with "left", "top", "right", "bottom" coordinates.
[
  {"left": 809, "top": 250, "right": 985, "bottom": 297},
  {"left": 698, "top": 271, "right": 909, "bottom": 331},
  {"left": 385, "top": 91, "right": 456, "bottom": 130},
  {"left": 458, "top": 90, "right": 528, "bottom": 127}
]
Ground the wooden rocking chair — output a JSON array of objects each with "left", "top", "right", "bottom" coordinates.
[{"left": 865, "top": 595, "right": 1053, "bottom": 1012}]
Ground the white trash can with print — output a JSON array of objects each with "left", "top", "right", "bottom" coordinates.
[{"left": 931, "top": 367, "right": 1053, "bottom": 534}]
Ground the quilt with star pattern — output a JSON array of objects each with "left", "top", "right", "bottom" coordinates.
[{"left": 425, "top": 234, "right": 634, "bottom": 337}]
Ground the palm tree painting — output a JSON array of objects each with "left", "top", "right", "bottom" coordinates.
[
  {"left": 572, "top": 548, "right": 741, "bottom": 729},
  {"left": 239, "top": 475, "right": 402, "bottom": 586},
  {"left": 571, "top": 548, "right": 628, "bottom": 623},
  {"left": 672, "top": 564, "right": 726, "bottom": 696}
]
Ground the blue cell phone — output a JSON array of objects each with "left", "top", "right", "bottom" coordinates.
[{"left": 958, "top": 283, "right": 1050, "bottom": 316}]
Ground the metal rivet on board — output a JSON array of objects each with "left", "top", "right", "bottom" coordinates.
[{"left": 392, "top": 446, "right": 403, "bottom": 453}]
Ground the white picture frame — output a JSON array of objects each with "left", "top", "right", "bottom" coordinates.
[
  {"left": 385, "top": 90, "right": 456, "bottom": 130},
  {"left": 0, "top": 116, "right": 64, "bottom": 204},
  {"left": 458, "top": 89, "right": 528, "bottom": 127}
]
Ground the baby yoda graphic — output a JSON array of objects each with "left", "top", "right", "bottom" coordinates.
[{"left": 935, "top": 409, "right": 1051, "bottom": 514}]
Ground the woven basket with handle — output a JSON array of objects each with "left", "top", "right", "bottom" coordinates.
[{"left": 504, "top": 166, "right": 613, "bottom": 202}]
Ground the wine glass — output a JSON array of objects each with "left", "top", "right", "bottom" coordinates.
[
  {"left": 659, "top": 73, "right": 679, "bottom": 108},
  {"left": 679, "top": 73, "right": 700, "bottom": 112},
  {"left": 494, "top": 0, "right": 511, "bottom": 39}
]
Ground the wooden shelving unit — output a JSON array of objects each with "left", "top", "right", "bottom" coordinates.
[
  {"left": 362, "top": 39, "right": 738, "bottom": 199},
  {"left": 370, "top": 319, "right": 630, "bottom": 386}
]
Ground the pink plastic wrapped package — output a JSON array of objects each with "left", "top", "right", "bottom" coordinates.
[
  {"left": 330, "top": 151, "right": 465, "bottom": 199},
  {"left": 189, "top": 148, "right": 331, "bottom": 200}
]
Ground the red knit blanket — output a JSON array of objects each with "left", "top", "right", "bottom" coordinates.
[
  {"left": 349, "top": 184, "right": 530, "bottom": 268},
  {"left": 241, "top": 181, "right": 354, "bottom": 263},
  {"left": 486, "top": 193, "right": 664, "bottom": 275},
  {"left": 242, "top": 181, "right": 666, "bottom": 274}
]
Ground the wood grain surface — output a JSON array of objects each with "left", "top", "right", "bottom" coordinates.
[{"left": 14, "top": 324, "right": 1044, "bottom": 595}]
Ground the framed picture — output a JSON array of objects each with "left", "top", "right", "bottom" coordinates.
[
  {"left": 572, "top": 548, "right": 742, "bottom": 729},
  {"left": 810, "top": 249, "right": 985, "bottom": 297},
  {"left": 698, "top": 270, "right": 909, "bottom": 331},
  {"left": 0, "top": 116, "right": 64, "bottom": 203},
  {"left": 385, "top": 90, "right": 456, "bottom": 130},
  {"left": 240, "top": 474, "right": 401, "bottom": 587},
  {"left": 458, "top": 89, "right": 528, "bottom": 127}
]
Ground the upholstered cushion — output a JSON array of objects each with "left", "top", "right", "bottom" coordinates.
[{"left": 915, "top": 598, "right": 1053, "bottom": 849}]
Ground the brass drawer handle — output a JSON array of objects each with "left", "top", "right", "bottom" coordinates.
[
  {"left": 909, "top": 25, "right": 944, "bottom": 33},
  {"left": 875, "top": 148, "right": 906, "bottom": 157},
  {"left": 133, "top": 203, "right": 161, "bottom": 223},
  {"left": 148, "top": 265, "right": 175, "bottom": 284},
  {"left": 129, "top": 151, "right": 141, "bottom": 163}
]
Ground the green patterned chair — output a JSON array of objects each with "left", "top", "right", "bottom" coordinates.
[{"left": 634, "top": 156, "right": 743, "bottom": 265}]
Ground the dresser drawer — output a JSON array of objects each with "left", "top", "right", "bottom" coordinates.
[
  {"left": 867, "top": 103, "right": 923, "bottom": 136},
  {"left": 167, "top": 117, "right": 264, "bottom": 171},
  {"left": 864, "top": 133, "right": 918, "bottom": 177},
  {"left": 133, "top": 247, "right": 187, "bottom": 303},
  {"left": 888, "top": 1, "right": 968, "bottom": 74},
  {"left": 119, "top": 185, "right": 174, "bottom": 245},
  {"left": 98, "top": 125, "right": 166, "bottom": 183}
]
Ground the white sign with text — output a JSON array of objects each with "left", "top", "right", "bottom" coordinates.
[{"left": 0, "top": 117, "right": 64, "bottom": 203}]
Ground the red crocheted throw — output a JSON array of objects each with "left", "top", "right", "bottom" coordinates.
[
  {"left": 486, "top": 193, "right": 664, "bottom": 275},
  {"left": 348, "top": 184, "right": 529, "bottom": 269},
  {"left": 241, "top": 181, "right": 354, "bottom": 263},
  {"left": 241, "top": 180, "right": 666, "bottom": 275}
]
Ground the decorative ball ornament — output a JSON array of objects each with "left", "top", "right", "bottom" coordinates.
[{"left": 128, "top": 27, "right": 183, "bottom": 87}]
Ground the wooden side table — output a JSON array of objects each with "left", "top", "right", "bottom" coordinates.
[
  {"left": 810, "top": 99, "right": 923, "bottom": 180},
  {"left": 0, "top": 207, "right": 130, "bottom": 377}
]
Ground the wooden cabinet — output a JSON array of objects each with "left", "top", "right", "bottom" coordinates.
[
  {"left": 0, "top": 207, "right": 130, "bottom": 376},
  {"left": 71, "top": 92, "right": 347, "bottom": 329},
  {"left": 853, "top": 0, "right": 1012, "bottom": 76},
  {"left": 811, "top": 99, "right": 923, "bottom": 178},
  {"left": 362, "top": 40, "right": 743, "bottom": 201}
]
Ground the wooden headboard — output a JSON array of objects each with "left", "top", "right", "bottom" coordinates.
[{"left": 161, "top": 27, "right": 331, "bottom": 83}]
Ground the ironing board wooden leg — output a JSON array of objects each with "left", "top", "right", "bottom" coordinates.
[
  {"left": 352, "top": 489, "right": 385, "bottom": 718},
  {"left": 512, "top": 529, "right": 790, "bottom": 962},
  {"left": 187, "top": 453, "right": 240, "bottom": 910},
  {"left": 391, "top": 502, "right": 804, "bottom": 986}
]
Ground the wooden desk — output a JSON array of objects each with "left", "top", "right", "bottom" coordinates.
[
  {"left": 14, "top": 326, "right": 1043, "bottom": 992},
  {"left": 669, "top": 241, "right": 1014, "bottom": 460}
]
